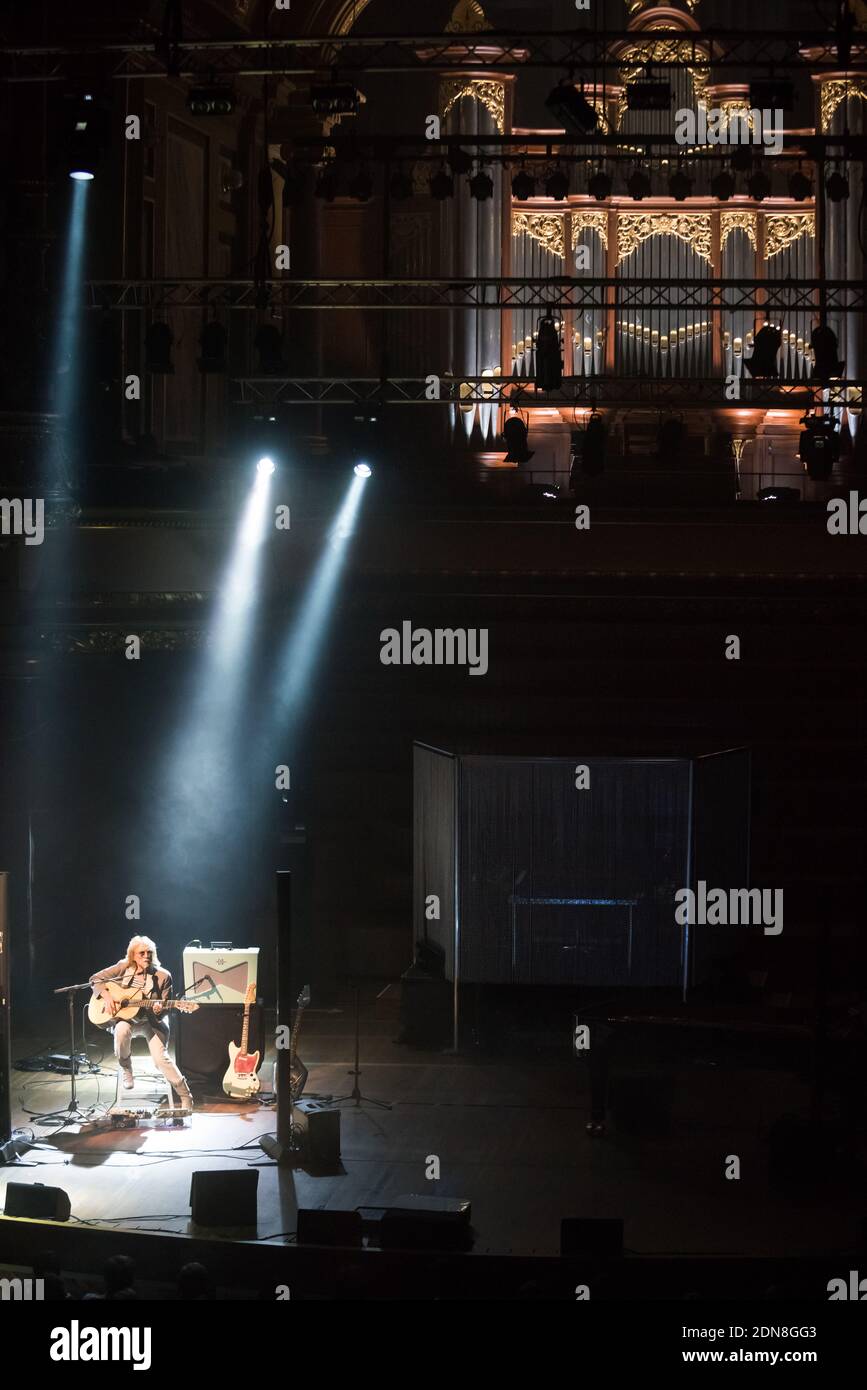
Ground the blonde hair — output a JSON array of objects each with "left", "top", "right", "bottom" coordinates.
[{"left": 125, "top": 935, "right": 161, "bottom": 970}]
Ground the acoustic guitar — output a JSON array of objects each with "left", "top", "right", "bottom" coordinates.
[{"left": 88, "top": 981, "right": 199, "bottom": 1029}]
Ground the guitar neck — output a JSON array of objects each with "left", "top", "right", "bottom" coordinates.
[{"left": 239, "top": 1005, "right": 251, "bottom": 1055}]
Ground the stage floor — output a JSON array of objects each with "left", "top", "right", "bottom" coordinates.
[{"left": 2, "top": 986, "right": 862, "bottom": 1270}]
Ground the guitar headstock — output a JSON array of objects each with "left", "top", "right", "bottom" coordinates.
[
  {"left": 244, "top": 983, "right": 256, "bottom": 1007},
  {"left": 177, "top": 1001, "right": 199, "bottom": 1014}
]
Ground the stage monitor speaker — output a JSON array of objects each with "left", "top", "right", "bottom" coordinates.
[
  {"left": 175, "top": 1003, "right": 264, "bottom": 1083},
  {"left": 190, "top": 1169, "right": 259, "bottom": 1227},
  {"left": 294, "top": 1105, "right": 341, "bottom": 1166},
  {"left": 560, "top": 1217, "right": 623, "bottom": 1258},
  {"left": 3, "top": 1182, "right": 71, "bottom": 1222},
  {"left": 297, "top": 1208, "right": 362, "bottom": 1247},
  {"left": 0, "top": 872, "right": 10, "bottom": 1146},
  {"left": 380, "top": 1196, "right": 473, "bottom": 1251}
]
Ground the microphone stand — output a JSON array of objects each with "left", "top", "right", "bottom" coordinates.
[{"left": 30, "top": 982, "right": 95, "bottom": 1126}]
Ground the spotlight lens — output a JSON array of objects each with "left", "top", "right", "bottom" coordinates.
[
  {"left": 257, "top": 456, "right": 276, "bottom": 475},
  {"left": 69, "top": 170, "right": 95, "bottom": 181},
  {"left": 354, "top": 463, "right": 372, "bottom": 478}
]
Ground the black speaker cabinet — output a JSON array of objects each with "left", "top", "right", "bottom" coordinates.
[
  {"left": 294, "top": 1106, "right": 341, "bottom": 1167},
  {"left": 297, "top": 1208, "right": 362, "bottom": 1247},
  {"left": 175, "top": 1003, "right": 264, "bottom": 1084},
  {"left": 4, "top": 1182, "right": 71, "bottom": 1221},
  {"left": 190, "top": 1169, "right": 258, "bottom": 1227}
]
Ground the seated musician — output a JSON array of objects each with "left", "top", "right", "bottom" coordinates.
[{"left": 90, "top": 935, "right": 193, "bottom": 1110}]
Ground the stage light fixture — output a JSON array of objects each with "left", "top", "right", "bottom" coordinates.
[
  {"left": 502, "top": 412, "right": 534, "bottom": 463},
  {"left": 750, "top": 78, "right": 794, "bottom": 111},
  {"left": 669, "top": 168, "right": 692, "bottom": 201},
  {"left": 788, "top": 169, "right": 812, "bottom": 200},
  {"left": 582, "top": 411, "right": 606, "bottom": 476},
  {"left": 469, "top": 169, "right": 494, "bottom": 201},
  {"left": 448, "top": 147, "right": 473, "bottom": 176},
  {"left": 257, "top": 456, "right": 276, "bottom": 476},
  {"left": 255, "top": 323, "right": 284, "bottom": 374},
  {"left": 198, "top": 321, "right": 227, "bottom": 374},
  {"left": 314, "top": 166, "right": 339, "bottom": 201},
  {"left": 310, "top": 83, "right": 361, "bottom": 117},
  {"left": 348, "top": 167, "right": 374, "bottom": 201},
  {"left": 354, "top": 462, "right": 372, "bottom": 477},
  {"left": 711, "top": 170, "right": 735, "bottom": 201},
  {"left": 826, "top": 169, "right": 849, "bottom": 202},
  {"left": 743, "top": 322, "right": 781, "bottom": 377},
  {"left": 799, "top": 415, "right": 840, "bottom": 480},
  {"left": 747, "top": 170, "right": 771, "bottom": 201},
  {"left": 187, "top": 85, "right": 235, "bottom": 116},
  {"left": 430, "top": 167, "right": 455, "bottom": 200},
  {"left": 810, "top": 324, "right": 844, "bottom": 381},
  {"left": 626, "top": 168, "right": 651, "bottom": 201},
  {"left": 626, "top": 80, "right": 672, "bottom": 111},
  {"left": 512, "top": 168, "right": 536, "bottom": 200},
  {"left": 545, "top": 83, "right": 599, "bottom": 136},
  {"left": 588, "top": 168, "right": 612, "bottom": 201},
  {"left": 389, "top": 168, "right": 414, "bottom": 200},
  {"left": 145, "top": 321, "right": 174, "bottom": 374},
  {"left": 65, "top": 91, "right": 107, "bottom": 181},
  {"left": 545, "top": 168, "right": 570, "bottom": 200}
]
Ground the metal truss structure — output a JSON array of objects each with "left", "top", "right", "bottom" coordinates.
[
  {"left": 230, "top": 375, "right": 862, "bottom": 410},
  {"left": 2, "top": 31, "right": 864, "bottom": 82},
  {"left": 85, "top": 278, "right": 867, "bottom": 314}
]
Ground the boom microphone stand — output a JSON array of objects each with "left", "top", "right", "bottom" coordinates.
[{"left": 29, "top": 982, "right": 94, "bottom": 1126}]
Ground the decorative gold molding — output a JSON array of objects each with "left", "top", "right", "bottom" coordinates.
[
  {"left": 572, "top": 210, "right": 609, "bottom": 252},
  {"left": 441, "top": 79, "right": 506, "bottom": 134},
  {"left": 720, "top": 210, "right": 758, "bottom": 252},
  {"left": 617, "top": 212, "right": 712, "bottom": 265},
  {"left": 819, "top": 78, "right": 867, "bottom": 131},
  {"left": 445, "top": 0, "right": 494, "bottom": 32},
  {"left": 513, "top": 212, "right": 565, "bottom": 259},
  {"left": 618, "top": 39, "right": 710, "bottom": 125},
  {"left": 627, "top": 0, "right": 698, "bottom": 11},
  {"left": 764, "top": 213, "right": 815, "bottom": 260}
]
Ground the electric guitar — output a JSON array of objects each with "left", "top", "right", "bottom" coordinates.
[
  {"left": 88, "top": 982, "right": 199, "bottom": 1029},
  {"left": 289, "top": 985, "right": 310, "bottom": 1103},
  {"left": 223, "top": 983, "right": 261, "bottom": 1099}
]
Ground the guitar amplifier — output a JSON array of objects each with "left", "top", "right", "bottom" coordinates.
[
  {"left": 175, "top": 1003, "right": 264, "bottom": 1085},
  {"left": 182, "top": 947, "right": 260, "bottom": 1005}
]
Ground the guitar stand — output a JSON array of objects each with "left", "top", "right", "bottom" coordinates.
[
  {"left": 331, "top": 986, "right": 392, "bottom": 1112},
  {"left": 30, "top": 983, "right": 97, "bottom": 1128}
]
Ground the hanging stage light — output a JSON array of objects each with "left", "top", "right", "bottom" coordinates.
[
  {"left": 198, "top": 321, "right": 227, "bottom": 374},
  {"left": 582, "top": 411, "right": 606, "bottom": 476},
  {"left": 145, "top": 321, "right": 174, "bottom": 373},
  {"left": 535, "top": 317, "right": 563, "bottom": 391},
  {"left": 354, "top": 462, "right": 372, "bottom": 478},
  {"left": 469, "top": 169, "right": 494, "bottom": 201},
  {"left": 310, "top": 83, "right": 361, "bottom": 117},
  {"left": 669, "top": 168, "right": 693, "bottom": 201},
  {"left": 747, "top": 169, "right": 771, "bottom": 201},
  {"left": 257, "top": 456, "right": 277, "bottom": 475},
  {"left": 502, "top": 411, "right": 534, "bottom": 463},
  {"left": 743, "top": 323, "right": 782, "bottom": 377},
  {"left": 512, "top": 168, "right": 536, "bottom": 200},
  {"left": 799, "top": 414, "right": 840, "bottom": 480},
  {"left": 788, "top": 169, "right": 812, "bottom": 201},
  {"left": 826, "top": 169, "right": 850, "bottom": 202},
  {"left": 389, "top": 168, "right": 414, "bottom": 201},
  {"left": 545, "top": 168, "right": 570, "bottom": 200},
  {"left": 626, "top": 79, "right": 672, "bottom": 111},
  {"left": 711, "top": 169, "right": 735, "bottom": 201},
  {"left": 627, "top": 167, "right": 652, "bottom": 201},
  {"left": 448, "top": 147, "right": 473, "bottom": 176},
  {"left": 588, "top": 168, "right": 612, "bottom": 201},
  {"left": 430, "top": 167, "right": 455, "bottom": 200},
  {"left": 64, "top": 91, "right": 108, "bottom": 181},
  {"left": 348, "top": 167, "right": 374, "bottom": 201},
  {"left": 810, "top": 324, "right": 845, "bottom": 381},
  {"left": 545, "top": 83, "right": 598, "bottom": 136},
  {"left": 255, "top": 323, "right": 284, "bottom": 374},
  {"left": 187, "top": 85, "right": 235, "bottom": 116}
]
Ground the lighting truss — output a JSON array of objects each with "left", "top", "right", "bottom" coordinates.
[
  {"left": 85, "top": 279, "right": 867, "bottom": 313},
  {"left": 1, "top": 31, "right": 864, "bottom": 82},
  {"left": 229, "top": 375, "right": 863, "bottom": 410}
]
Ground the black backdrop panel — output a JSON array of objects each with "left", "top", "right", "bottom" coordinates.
[
  {"left": 455, "top": 756, "right": 690, "bottom": 987},
  {"left": 413, "top": 745, "right": 457, "bottom": 977},
  {"left": 692, "top": 749, "right": 752, "bottom": 986},
  {"left": 175, "top": 1003, "right": 264, "bottom": 1083}
]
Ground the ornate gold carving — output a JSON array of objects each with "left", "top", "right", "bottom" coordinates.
[
  {"left": 720, "top": 210, "right": 758, "bottom": 252},
  {"left": 618, "top": 38, "right": 710, "bottom": 126},
  {"left": 513, "top": 211, "right": 565, "bottom": 259},
  {"left": 572, "top": 211, "right": 609, "bottom": 252},
  {"left": 764, "top": 213, "right": 815, "bottom": 260},
  {"left": 441, "top": 79, "right": 506, "bottom": 133},
  {"left": 628, "top": 0, "right": 698, "bottom": 11},
  {"left": 819, "top": 78, "right": 867, "bottom": 132},
  {"left": 445, "top": 0, "right": 494, "bottom": 32},
  {"left": 617, "top": 213, "right": 712, "bottom": 265}
]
